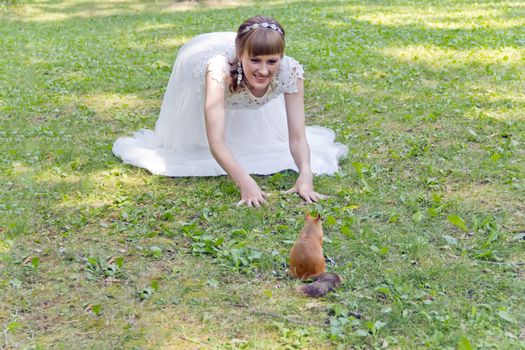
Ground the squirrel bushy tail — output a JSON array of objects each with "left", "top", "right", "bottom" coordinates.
[{"left": 299, "top": 272, "right": 342, "bottom": 298}]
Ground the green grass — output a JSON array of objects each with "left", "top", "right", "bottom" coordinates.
[{"left": 1, "top": 0, "right": 524, "bottom": 348}]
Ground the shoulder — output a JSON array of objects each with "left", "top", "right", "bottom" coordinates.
[
  {"left": 207, "top": 54, "right": 230, "bottom": 70},
  {"left": 206, "top": 55, "right": 232, "bottom": 89},
  {"left": 276, "top": 56, "right": 304, "bottom": 94},
  {"left": 281, "top": 56, "right": 304, "bottom": 74},
  {"left": 185, "top": 33, "right": 235, "bottom": 93},
  {"left": 279, "top": 56, "right": 305, "bottom": 83}
]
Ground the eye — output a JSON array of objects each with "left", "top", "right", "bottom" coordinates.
[
  {"left": 250, "top": 58, "right": 260, "bottom": 63},
  {"left": 269, "top": 60, "right": 278, "bottom": 64}
]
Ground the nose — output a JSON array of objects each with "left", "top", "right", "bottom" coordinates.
[{"left": 259, "top": 64, "right": 269, "bottom": 75}]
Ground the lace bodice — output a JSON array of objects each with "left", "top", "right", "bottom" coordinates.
[
  {"left": 225, "top": 56, "right": 304, "bottom": 110},
  {"left": 195, "top": 44, "right": 304, "bottom": 110}
]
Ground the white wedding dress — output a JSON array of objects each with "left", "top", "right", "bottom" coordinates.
[{"left": 113, "top": 32, "right": 347, "bottom": 176}]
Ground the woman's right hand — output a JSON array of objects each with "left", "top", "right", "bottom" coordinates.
[{"left": 237, "top": 177, "right": 269, "bottom": 208}]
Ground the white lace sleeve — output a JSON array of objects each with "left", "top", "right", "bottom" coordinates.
[
  {"left": 278, "top": 56, "right": 305, "bottom": 94},
  {"left": 205, "top": 55, "right": 230, "bottom": 90}
]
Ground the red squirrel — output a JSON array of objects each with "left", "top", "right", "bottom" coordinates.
[{"left": 289, "top": 213, "right": 342, "bottom": 297}]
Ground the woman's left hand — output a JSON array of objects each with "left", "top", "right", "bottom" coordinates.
[{"left": 283, "top": 172, "right": 328, "bottom": 203}]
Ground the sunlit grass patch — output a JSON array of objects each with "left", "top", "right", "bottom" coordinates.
[
  {"left": 353, "top": 1, "right": 525, "bottom": 30},
  {"left": 80, "top": 92, "right": 159, "bottom": 118},
  {"left": 380, "top": 45, "right": 524, "bottom": 67},
  {"left": 0, "top": 239, "right": 11, "bottom": 254},
  {"left": 14, "top": 0, "right": 161, "bottom": 22},
  {"left": 164, "top": 0, "right": 255, "bottom": 13},
  {"left": 157, "top": 35, "right": 193, "bottom": 49}
]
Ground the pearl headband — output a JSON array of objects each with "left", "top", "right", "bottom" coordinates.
[{"left": 241, "top": 22, "right": 283, "bottom": 35}]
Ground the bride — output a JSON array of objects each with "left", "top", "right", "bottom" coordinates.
[{"left": 113, "top": 16, "right": 347, "bottom": 207}]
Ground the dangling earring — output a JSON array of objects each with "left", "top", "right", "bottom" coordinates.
[{"left": 237, "top": 61, "right": 243, "bottom": 85}]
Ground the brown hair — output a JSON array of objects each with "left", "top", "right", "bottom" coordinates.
[{"left": 229, "top": 16, "right": 285, "bottom": 92}]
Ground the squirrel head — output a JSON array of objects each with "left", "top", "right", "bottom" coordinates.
[
  {"left": 305, "top": 212, "right": 321, "bottom": 223},
  {"left": 301, "top": 212, "right": 323, "bottom": 242}
]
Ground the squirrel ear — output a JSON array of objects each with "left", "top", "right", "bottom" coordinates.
[{"left": 305, "top": 212, "right": 320, "bottom": 221}]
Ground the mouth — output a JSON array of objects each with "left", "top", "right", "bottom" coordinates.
[{"left": 254, "top": 74, "right": 269, "bottom": 83}]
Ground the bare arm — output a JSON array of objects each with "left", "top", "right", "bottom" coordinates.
[
  {"left": 284, "top": 78, "right": 327, "bottom": 202},
  {"left": 204, "top": 68, "right": 268, "bottom": 207}
]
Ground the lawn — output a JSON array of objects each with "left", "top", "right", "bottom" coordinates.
[{"left": 1, "top": 0, "right": 524, "bottom": 349}]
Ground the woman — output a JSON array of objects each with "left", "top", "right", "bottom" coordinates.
[{"left": 113, "top": 16, "right": 347, "bottom": 207}]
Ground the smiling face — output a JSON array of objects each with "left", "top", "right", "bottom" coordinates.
[
  {"left": 240, "top": 53, "right": 281, "bottom": 96},
  {"left": 233, "top": 17, "right": 285, "bottom": 94}
]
